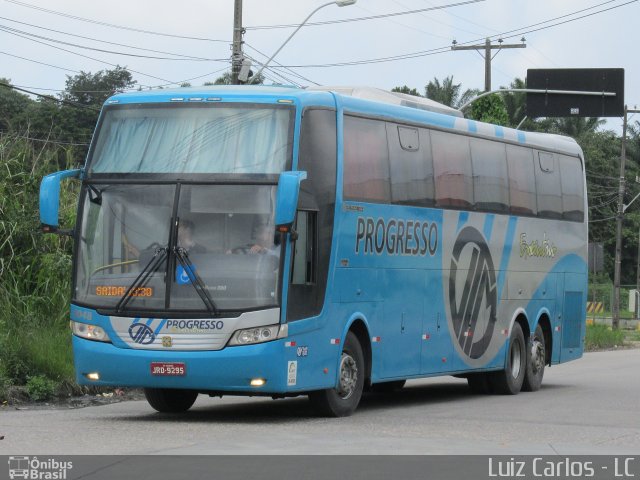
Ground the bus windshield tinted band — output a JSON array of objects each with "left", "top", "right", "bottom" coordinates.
[{"left": 88, "top": 104, "right": 294, "bottom": 175}]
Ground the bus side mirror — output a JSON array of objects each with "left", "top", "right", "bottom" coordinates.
[
  {"left": 275, "top": 171, "right": 307, "bottom": 232},
  {"left": 39, "top": 168, "right": 82, "bottom": 234}
]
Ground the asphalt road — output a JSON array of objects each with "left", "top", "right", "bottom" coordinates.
[{"left": 1, "top": 349, "right": 638, "bottom": 455}]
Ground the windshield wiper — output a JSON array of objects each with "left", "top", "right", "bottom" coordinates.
[
  {"left": 115, "top": 246, "right": 168, "bottom": 313},
  {"left": 173, "top": 246, "right": 219, "bottom": 316}
]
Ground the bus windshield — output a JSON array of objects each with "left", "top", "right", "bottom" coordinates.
[
  {"left": 88, "top": 104, "right": 293, "bottom": 174},
  {"left": 74, "top": 184, "right": 282, "bottom": 312}
]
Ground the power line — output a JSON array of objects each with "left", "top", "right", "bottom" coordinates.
[
  {"left": 244, "top": 44, "right": 319, "bottom": 86},
  {"left": 0, "top": 16, "right": 227, "bottom": 61},
  {"left": 0, "top": 26, "right": 175, "bottom": 83},
  {"left": 0, "top": 24, "right": 228, "bottom": 62},
  {"left": 8, "top": 84, "right": 136, "bottom": 94},
  {"left": 257, "top": 0, "right": 637, "bottom": 68},
  {"left": 245, "top": 0, "right": 486, "bottom": 30},
  {"left": 589, "top": 215, "right": 617, "bottom": 223},
  {"left": 0, "top": 49, "right": 80, "bottom": 73},
  {"left": 0, "top": 81, "right": 101, "bottom": 111},
  {"left": 4, "top": 0, "right": 229, "bottom": 42}
]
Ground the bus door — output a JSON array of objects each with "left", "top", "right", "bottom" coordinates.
[{"left": 378, "top": 270, "right": 423, "bottom": 378}]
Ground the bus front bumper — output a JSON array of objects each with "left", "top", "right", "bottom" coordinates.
[{"left": 72, "top": 335, "right": 289, "bottom": 393}]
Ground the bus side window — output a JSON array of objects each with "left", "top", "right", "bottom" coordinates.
[
  {"left": 388, "top": 124, "right": 435, "bottom": 207},
  {"left": 535, "top": 152, "right": 563, "bottom": 219},
  {"left": 343, "top": 116, "right": 391, "bottom": 203},
  {"left": 291, "top": 210, "right": 317, "bottom": 285},
  {"left": 471, "top": 138, "right": 508, "bottom": 212},
  {"left": 506, "top": 145, "right": 537, "bottom": 216},
  {"left": 559, "top": 155, "right": 585, "bottom": 222},
  {"left": 431, "top": 130, "right": 473, "bottom": 209}
]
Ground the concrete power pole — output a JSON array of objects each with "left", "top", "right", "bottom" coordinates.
[
  {"left": 612, "top": 106, "right": 640, "bottom": 329},
  {"left": 451, "top": 38, "right": 526, "bottom": 92},
  {"left": 231, "top": 0, "right": 244, "bottom": 85},
  {"left": 613, "top": 105, "right": 628, "bottom": 330}
]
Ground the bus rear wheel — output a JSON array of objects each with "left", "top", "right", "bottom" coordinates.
[
  {"left": 309, "top": 331, "right": 365, "bottom": 417},
  {"left": 490, "top": 322, "right": 526, "bottom": 395},
  {"left": 522, "top": 324, "right": 546, "bottom": 392},
  {"left": 144, "top": 388, "right": 198, "bottom": 413}
]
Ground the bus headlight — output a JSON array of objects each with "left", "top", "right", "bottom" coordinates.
[
  {"left": 228, "top": 324, "right": 287, "bottom": 346},
  {"left": 71, "top": 321, "right": 111, "bottom": 342}
]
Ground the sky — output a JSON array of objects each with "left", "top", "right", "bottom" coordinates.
[{"left": 1, "top": 0, "right": 638, "bottom": 132}]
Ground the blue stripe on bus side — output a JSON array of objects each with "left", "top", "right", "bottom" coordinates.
[
  {"left": 494, "top": 125, "right": 505, "bottom": 138},
  {"left": 154, "top": 319, "right": 166, "bottom": 335},
  {"left": 483, "top": 214, "right": 495, "bottom": 242},
  {"left": 497, "top": 216, "right": 518, "bottom": 300},
  {"left": 517, "top": 131, "right": 526, "bottom": 143},
  {"left": 467, "top": 120, "right": 478, "bottom": 133},
  {"left": 457, "top": 211, "right": 469, "bottom": 233}
]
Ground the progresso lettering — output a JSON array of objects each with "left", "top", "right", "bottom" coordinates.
[
  {"left": 166, "top": 320, "right": 224, "bottom": 331},
  {"left": 355, "top": 217, "right": 438, "bottom": 256}
]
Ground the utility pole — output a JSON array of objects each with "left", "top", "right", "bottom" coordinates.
[
  {"left": 613, "top": 104, "right": 627, "bottom": 330},
  {"left": 231, "top": 0, "right": 244, "bottom": 85},
  {"left": 451, "top": 38, "right": 526, "bottom": 92},
  {"left": 613, "top": 106, "right": 640, "bottom": 329}
]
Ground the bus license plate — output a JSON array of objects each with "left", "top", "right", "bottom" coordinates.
[{"left": 150, "top": 362, "right": 186, "bottom": 376}]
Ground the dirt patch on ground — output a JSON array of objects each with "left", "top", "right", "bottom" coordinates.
[{"left": 2, "top": 387, "right": 145, "bottom": 411}]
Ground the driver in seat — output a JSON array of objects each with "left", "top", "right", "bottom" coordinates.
[{"left": 228, "top": 223, "right": 280, "bottom": 256}]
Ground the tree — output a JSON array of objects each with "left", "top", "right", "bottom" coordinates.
[
  {"left": 391, "top": 85, "right": 421, "bottom": 97},
  {"left": 549, "top": 117, "right": 606, "bottom": 139},
  {"left": 55, "top": 67, "right": 136, "bottom": 150},
  {"left": 468, "top": 94, "right": 509, "bottom": 126},
  {"left": 60, "top": 66, "right": 135, "bottom": 107},
  {"left": 0, "top": 79, "right": 33, "bottom": 132},
  {"left": 425, "top": 76, "right": 477, "bottom": 109}
]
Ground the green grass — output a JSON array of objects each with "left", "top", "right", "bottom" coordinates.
[
  {"left": 584, "top": 323, "right": 626, "bottom": 351},
  {"left": 0, "top": 134, "right": 80, "bottom": 401},
  {"left": 624, "top": 329, "right": 640, "bottom": 342}
]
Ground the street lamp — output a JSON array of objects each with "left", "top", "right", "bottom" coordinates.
[{"left": 247, "top": 0, "right": 357, "bottom": 84}]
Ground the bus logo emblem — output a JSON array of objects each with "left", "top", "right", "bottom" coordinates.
[
  {"left": 128, "top": 323, "right": 156, "bottom": 345},
  {"left": 449, "top": 226, "right": 497, "bottom": 359}
]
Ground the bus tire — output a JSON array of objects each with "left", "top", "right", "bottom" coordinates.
[
  {"left": 371, "top": 380, "right": 406, "bottom": 393},
  {"left": 466, "top": 373, "right": 493, "bottom": 394},
  {"left": 522, "top": 324, "right": 546, "bottom": 392},
  {"left": 144, "top": 388, "right": 198, "bottom": 413},
  {"left": 490, "top": 322, "right": 526, "bottom": 395},
  {"left": 309, "top": 332, "right": 364, "bottom": 417}
]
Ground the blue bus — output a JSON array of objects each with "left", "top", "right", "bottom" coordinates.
[{"left": 40, "top": 85, "right": 587, "bottom": 416}]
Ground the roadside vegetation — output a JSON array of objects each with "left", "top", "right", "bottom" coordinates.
[
  {"left": 2, "top": 70, "right": 640, "bottom": 403},
  {"left": 584, "top": 324, "right": 626, "bottom": 351}
]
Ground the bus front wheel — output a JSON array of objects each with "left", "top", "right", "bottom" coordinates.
[
  {"left": 309, "top": 331, "right": 365, "bottom": 417},
  {"left": 144, "top": 388, "right": 198, "bottom": 413},
  {"left": 490, "top": 322, "right": 526, "bottom": 395}
]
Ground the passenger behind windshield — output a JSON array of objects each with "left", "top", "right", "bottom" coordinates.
[{"left": 177, "top": 219, "right": 206, "bottom": 253}]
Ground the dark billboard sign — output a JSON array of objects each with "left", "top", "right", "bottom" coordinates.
[{"left": 527, "top": 68, "right": 624, "bottom": 118}]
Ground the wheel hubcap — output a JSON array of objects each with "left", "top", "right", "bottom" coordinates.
[
  {"left": 511, "top": 340, "right": 522, "bottom": 379},
  {"left": 337, "top": 353, "right": 358, "bottom": 400},
  {"left": 530, "top": 338, "right": 545, "bottom": 374}
]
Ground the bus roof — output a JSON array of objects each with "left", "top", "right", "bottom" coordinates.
[{"left": 104, "top": 85, "right": 583, "bottom": 158}]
